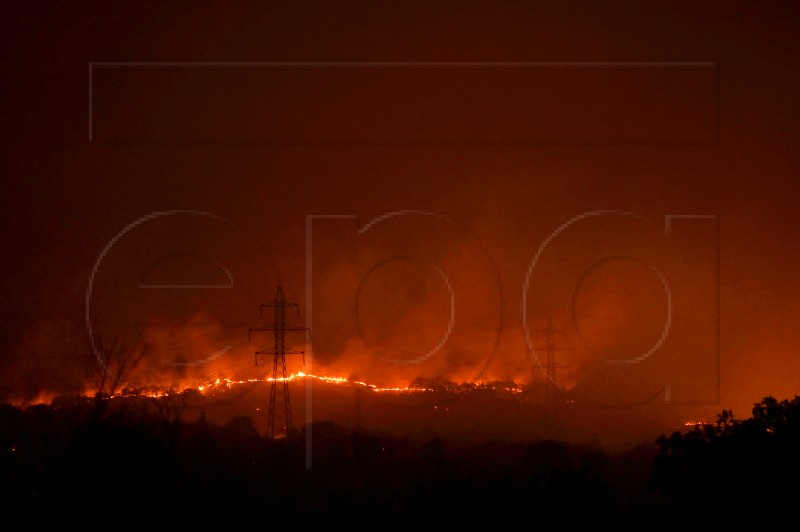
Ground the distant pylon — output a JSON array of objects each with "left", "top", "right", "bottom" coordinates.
[
  {"left": 531, "top": 316, "right": 572, "bottom": 412},
  {"left": 249, "top": 285, "right": 306, "bottom": 439}
]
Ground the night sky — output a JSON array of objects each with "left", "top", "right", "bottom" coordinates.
[{"left": 2, "top": 1, "right": 799, "bottom": 439}]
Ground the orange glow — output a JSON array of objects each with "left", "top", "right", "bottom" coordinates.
[
  {"left": 10, "top": 370, "right": 533, "bottom": 406},
  {"left": 9, "top": 390, "right": 58, "bottom": 407},
  {"left": 683, "top": 421, "right": 707, "bottom": 427},
  {"left": 141, "top": 371, "right": 437, "bottom": 398}
]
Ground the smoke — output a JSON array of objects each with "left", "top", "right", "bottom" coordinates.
[
  {"left": 1, "top": 311, "right": 274, "bottom": 404},
  {"left": 307, "top": 213, "right": 507, "bottom": 386},
  {"left": 4, "top": 206, "right": 720, "bottom": 423},
  {"left": 2, "top": 319, "right": 87, "bottom": 402}
]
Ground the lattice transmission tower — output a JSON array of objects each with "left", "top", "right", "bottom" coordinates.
[
  {"left": 531, "top": 316, "right": 572, "bottom": 412},
  {"left": 249, "top": 285, "right": 306, "bottom": 439}
]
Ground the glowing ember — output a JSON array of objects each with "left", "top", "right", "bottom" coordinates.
[
  {"left": 683, "top": 421, "right": 708, "bottom": 427},
  {"left": 265, "top": 371, "right": 435, "bottom": 392},
  {"left": 95, "top": 371, "right": 440, "bottom": 401},
  {"left": 9, "top": 371, "right": 531, "bottom": 407}
]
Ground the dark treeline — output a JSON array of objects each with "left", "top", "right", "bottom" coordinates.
[
  {"left": 1, "top": 394, "right": 798, "bottom": 530},
  {"left": 653, "top": 395, "right": 800, "bottom": 527}
]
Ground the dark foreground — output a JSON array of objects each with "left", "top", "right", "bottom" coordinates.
[{"left": 1, "top": 395, "right": 798, "bottom": 530}]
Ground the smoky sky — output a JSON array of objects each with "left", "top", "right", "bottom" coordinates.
[{"left": 1, "top": 1, "right": 800, "bottom": 426}]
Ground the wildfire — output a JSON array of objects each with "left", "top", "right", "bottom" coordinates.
[
  {"left": 9, "top": 371, "right": 529, "bottom": 407},
  {"left": 683, "top": 421, "right": 708, "bottom": 428},
  {"left": 265, "top": 371, "right": 436, "bottom": 392},
  {"left": 12, "top": 391, "right": 58, "bottom": 406},
  {"left": 101, "top": 371, "right": 440, "bottom": 401}
]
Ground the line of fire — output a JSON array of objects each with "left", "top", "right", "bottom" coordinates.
[
  {"left": 6, "top": 277, "right": 615, "bottom": 447},
  {"left": 67, "top": 282, "right": 626, "bottom": 444}
]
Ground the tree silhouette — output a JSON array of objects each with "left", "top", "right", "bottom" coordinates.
[
  {"left": 652, "top": 395, "right": 800, "bottom": 527},
  {"left": 84, "top": 334, "right": 150, "bottom": 422}
]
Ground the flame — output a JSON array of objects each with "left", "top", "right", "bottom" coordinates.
[
  {"left": 9, "top": 370, "right": 530, "bottom": 406},
  {"left": 683, "top": 421, "right": 707, "bottom": 427},
  {"left": 8, "top": 390, "right": 58, "bottom": 407},
  {"left": 95, "top": 371, "right": 439, "bottom": 401},
  {"left": 112, "top": 372, "right": 524, "bottom": 403},
  {"left": 247, "top": 371, "right": 436, "bottom": 393}
]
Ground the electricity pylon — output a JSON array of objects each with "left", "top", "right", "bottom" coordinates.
[
  {"left": 531, "top": 316, "right": 572, "bottom": 412},
  {"left": 249, "top": 285, "right": 306, "bottom": 439}
]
